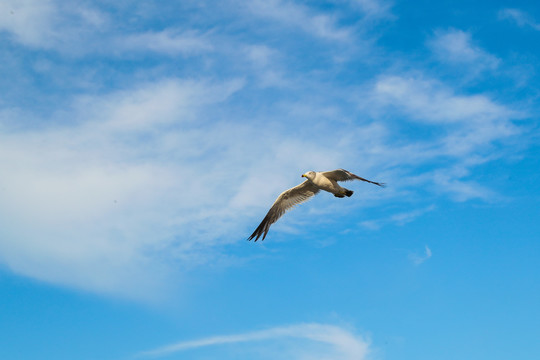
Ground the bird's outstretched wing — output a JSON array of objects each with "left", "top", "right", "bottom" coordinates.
[
  {"left": 248, "top": 180, "right": 320, "bottom": 241},
  {"left": 322, "top": 169, "right": 386, "bottom": 187}
]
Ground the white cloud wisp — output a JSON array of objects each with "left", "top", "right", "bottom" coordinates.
[
  {"left": 499, "top": 8, "right": 540, "bottom": 31},
  {"left": 246, "top": 0, "right": 352, "bottom": 41},
  {"left": 138, "top": 323, "right": 371, "bottom": 360},
  {"left": 409, "top": 245, "right": 432, "bottom": 265},
  {"left": 428, "top": 29, "right": 499, "bottom": 71},
  {"left": 372, "top": 75, "right": 513, "bottom": 124}
]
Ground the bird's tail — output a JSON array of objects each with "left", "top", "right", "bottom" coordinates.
[{"left": 345, "top": 189, "right": 353, "bottom": 197}]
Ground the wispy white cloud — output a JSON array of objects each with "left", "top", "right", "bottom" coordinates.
[
  {"left": 0, "top": 78, "right": 251, "bottom": 300},
  {"left": 0, "top": 0, "right": 109, "bottom": 51},
  {"left": 348, "top": 0, "right": 393, "bottom": 19},
  {"left": 431, "top": 167, "right": 497, "bottom": 202},
  {"left": 376, "top": 76, "right": 518, "bottom": 155},
  {"left": 114, "top": 29, "right": 213, "bottom": 56},
  {"left": 428, "top": 29, "right": 499, "bottom": 70},
  {"left": 361, "top": 205, "right": 436, "bottom": 230},
  {"left": 371, "top": 75, "right": 513, "bottom": 124},
  {"left": 0, "top": 0, "right": 56, "bottom": 47},
  {"left": 390, "top": 206, "right": 436, "bottom": 226},
  {"left": 242, "top": 44, "right": 291, "bottom": 88},
  {"left": 138, "top": 323, "right": 371, "bottom": 360},
  {"left": 76, "top": 78, "right": 245, "bottom": 131},
  {"left": 409, "top": 245, "right": 432, "bottom": 265},
  {"left": 0, "top": 0, "right": 212, "bottom": 56},
  {"left": 246, "top": 0, "right": 352, "bottom": 41},
  {"left": 357, "top": 72, "right": 523, "bottom": 201},
  {"left": 499, "top": 8, "right": 540, "bottom": 30}
]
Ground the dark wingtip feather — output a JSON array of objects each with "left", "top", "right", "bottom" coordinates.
[{"left": 248, "top": 214, "right": 271, "bottom": 242}]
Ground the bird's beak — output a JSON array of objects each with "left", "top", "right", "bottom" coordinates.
[{"left": 301, "top": 174, "right": 305, "bottom": 178}]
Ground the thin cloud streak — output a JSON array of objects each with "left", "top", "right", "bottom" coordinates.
[
  {"left": 372, "top": 75, "right": 514, "bottom": 124},
  {"left": 246, "top": 0, "right": 352, "bottom": 41},
  {"left": 499, "top": 8, "right": 540, "bottom": 30},
  {"left": 349, "top": 0, "right": 393, "bottom": 18},
  {"left": 0, "top": 0, "right": 110, "bottom": 51},
  {"left": 409, "top": 245, "right": 432, "bottom": 265},
  {"left": 138, "top": 323, "right": 371, "bottom": 360},
  {"left": 428, "top": 29, "right": 500, "bottom": 70},
  {"left": 0, "top": 0, "right": 212, "bottom": 56},
  {"left": 113, "top": 29, "right": 213, "bottom": 56},
  {"left": 360, "top": 205, "right": 436, "bottom": 230}
]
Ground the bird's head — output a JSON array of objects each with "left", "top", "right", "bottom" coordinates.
[{"left": 301, "top": 171, "right": 316, "bottom": 181}]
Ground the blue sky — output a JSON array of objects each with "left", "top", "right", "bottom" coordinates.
[{"left": 1, "top": 0, "right": 539, "bottom": 359}]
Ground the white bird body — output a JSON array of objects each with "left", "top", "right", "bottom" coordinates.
[
  {"left": 248, "top": 169, "right": 385, "bottom": 241},
  {"left": 304, "top": 171, "right": 347, "bottom": 197}
]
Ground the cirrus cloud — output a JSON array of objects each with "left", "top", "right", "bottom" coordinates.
[{"left": 138, "top": 323, "right": 371, "bottom": 360}]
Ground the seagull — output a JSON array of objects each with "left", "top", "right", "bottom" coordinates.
[{"left": 248, "top": 169, "right": 385, "bottom": 241}]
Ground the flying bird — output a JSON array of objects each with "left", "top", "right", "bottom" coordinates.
[{"left": 248, "top": 169, "right": 385, "bottom": 241}]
